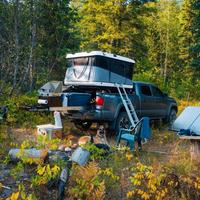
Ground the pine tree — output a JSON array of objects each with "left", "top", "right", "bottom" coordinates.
[
  {"left": 179, "top": 0, "right": 200, "bottom": 98},
  {"left": 179, "top": 0, "right": 194, "bottom": 67},
  {"left": 190, "top": 0, "right": 200, "bottom": 75},
  {"left": 143, "top": 0, "right": 181, "bottom": 87},
  {"left": 77, "top": 0, "right": 149, "bottom": 59}
]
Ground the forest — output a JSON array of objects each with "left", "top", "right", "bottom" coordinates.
[
  {"left": 0, "top": 0, "right": 200, "bottom": 200},
  {"left": 0, "top": 0, "right": 199, "bottom": 99}
]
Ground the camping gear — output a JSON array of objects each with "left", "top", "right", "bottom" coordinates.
[
  {"left": 38, "top": 96, "right": 62, "bottom": 107},
  {"left": 8, "top": 148, "right": 48, "bottom": 163},
  {"left": 61, "top": 93, "right": 91, "bottom": 106},
  {"left": 57, "top": 167, "right": 71, "bottom": 200},
  {"left": 172, "top": 106, "right": 200, "bottom": 136},
  {"left": 116, "top": 117, "right": 151, "bottom": 151},
  {"left": 37, "top": 111, "right": 63, "bottom": 139},
  {"left": 71, "top": 147, "right": 90, "bottom": 166},
  {"left": 65, "top": 51, "right": 135, "bottom": 88},
  {"left": 37, "top": 124, "right": 63, "bottom": 139},
  {"left": 172, "top": 106, "right": 200, "bottom": 160},
  {"left": 48, "top": 150, "right": 69, "bottom": 165},
  {"left": 38, "top": 81, "right": 63, "bottom": 96}
]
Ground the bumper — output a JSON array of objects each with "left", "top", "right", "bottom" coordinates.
[{"left": 49, "top": 106, "right": 104, "bottom": 121}]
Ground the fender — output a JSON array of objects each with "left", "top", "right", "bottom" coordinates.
[{"left": 109, "top": 103, "right": 124, "bottom": 130}]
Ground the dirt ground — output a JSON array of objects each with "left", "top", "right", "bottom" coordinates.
[{"left": 0, "top": 120, "right": 198, "bottom": 200}]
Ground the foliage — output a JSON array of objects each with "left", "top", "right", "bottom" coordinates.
[
  {"left": 6, "top": 183, "right": 37, "bottom": 200},
  {"left": 31, "top": 164, "right": 60, "bottom": 186},
  {"left": 77, "top": 0, "right": 148, "bottom": 59},
  {"left": 68, "top": 161, "right": 105, "bottom": 200},
  {"left": 83, "top": 143, "right": 107, "bottom": 160},
  {"left": 1, "top": 93, "right": 52, "bottom": 126},
  {"left": 127, "top": 162, "right": 200, "bottom": 200},
  {"left": 0, "top": 0, "right": 79, "bottom": 94}
]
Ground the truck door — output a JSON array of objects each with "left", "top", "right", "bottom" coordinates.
[
  {"left": 128, "top": 83, "right": 140, "bottom": 118},
  {"left": 150, "top": 86, "right": 168, "bottom": 117},
  {"left": 139, "top": 84, "right": 155, "bottom": 117}
]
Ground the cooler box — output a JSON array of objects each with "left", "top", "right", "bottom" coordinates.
[{"left": 62, "top": 93, "right": 91, "bottom": 106}]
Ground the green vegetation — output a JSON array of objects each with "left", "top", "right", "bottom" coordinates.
[
  {"left": 0, "top": 0, "right": 199, "bottom": 99},
  {"left": 0, "top": 0, "right": 200, "bottom": 199}
]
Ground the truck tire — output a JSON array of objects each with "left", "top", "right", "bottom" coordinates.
[
  {"left": 168, "top": 109, "right": 177, "bottom": 127},
  {"left": 74, "top": 121, "right": 92, "bottom": 131},
  {"left": 115, "top": 112, "right": 131, "bottom": 134}
]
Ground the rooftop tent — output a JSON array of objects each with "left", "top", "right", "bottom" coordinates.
[
  {"left": 172, "top": 106, "right": 200, "bottom": 136},
  {"left": 64, "top": 51, "right": 135, "bottom": 88}
]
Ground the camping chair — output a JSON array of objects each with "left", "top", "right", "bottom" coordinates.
[{"left": 116, "top": 117, "right": 151, "bottom": 152}]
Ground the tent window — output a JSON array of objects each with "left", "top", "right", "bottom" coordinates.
[
  {"left": 124, "top": 63, "right": 133, "bottom": 79},
  {"left": 73, "top": 57, "right": 89, "bottom": 66},
  {"left": 94, "top": 56, "right": 108, "bottom": 69}
]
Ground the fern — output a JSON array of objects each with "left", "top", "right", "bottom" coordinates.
[{"left": 68, "top": 161, "right": 105, "bottom": 200}]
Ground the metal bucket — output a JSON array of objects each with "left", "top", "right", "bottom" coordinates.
[{"left": 71, "top": 147, "right": 90, "bottom": 166}]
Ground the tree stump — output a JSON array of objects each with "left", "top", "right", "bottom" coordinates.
[{"left": 179, "top": 136, "right": 200, "bottom": 161}]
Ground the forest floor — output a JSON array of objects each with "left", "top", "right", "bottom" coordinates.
[{"left": 0, "top": 119, "right": 200, "bottom": 199}]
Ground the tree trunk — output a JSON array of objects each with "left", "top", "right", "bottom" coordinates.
[
  {"left": 12, "top": 0, "right": 20, "bottom": 95},
  {"left": 163, "top": 5, "right": 170, "bottom": 86},
  {"left": 29, "top": 0, "right": 36, "bottom": 92}
]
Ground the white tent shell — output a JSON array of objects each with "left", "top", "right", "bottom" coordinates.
[{"left": 65, "top": 51, "right": 135, "bottom": 88}]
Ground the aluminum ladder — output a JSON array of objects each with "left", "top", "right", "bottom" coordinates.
[{"left": 116, "top": 84, "right": 139, "bottom": 128}]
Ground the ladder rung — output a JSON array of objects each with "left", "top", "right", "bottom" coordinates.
[{"left": 116, "top": 83, "right": 139, "bottom": 127}]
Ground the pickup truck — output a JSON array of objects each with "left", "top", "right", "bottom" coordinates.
[{"left": 58, "top": 81, "right": 178, "bottom": 133}]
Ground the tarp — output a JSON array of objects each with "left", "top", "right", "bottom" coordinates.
[{"left": 172, "top": 106, "right": 200, "bottom": 136}]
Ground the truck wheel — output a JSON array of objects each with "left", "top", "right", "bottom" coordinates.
[
  {"left": 168, "top": 109, "right": 177, "bottom": 126},
  {"left": 115, "top": 112, "right": 131, "bottom": 134},
  {"left": 74, "top": 121, "right": 92, "bottom": 131}
]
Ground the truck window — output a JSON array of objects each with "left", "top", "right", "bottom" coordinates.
[
  {"left": 141, "top": 85, "right": 152, "bottom": 96},
  {"left": 152, "top": 86, "right": 163, "bottom": 97}
]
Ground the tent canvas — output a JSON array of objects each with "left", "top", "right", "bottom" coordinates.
[{"left": 172, "top": 106, "right": 200, "bottom": 136}]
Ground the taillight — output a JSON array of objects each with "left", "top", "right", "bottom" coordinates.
[{"left": 96, "top": 96, "right": 104, "bottom": 106}]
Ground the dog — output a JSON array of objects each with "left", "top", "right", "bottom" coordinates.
[{"left": 78, "top": 124, "right": 109, "bottom": 147}]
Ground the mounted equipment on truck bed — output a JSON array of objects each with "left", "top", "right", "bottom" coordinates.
[{"left": 65, "top": 51, "right": 135, "bottom": 89}]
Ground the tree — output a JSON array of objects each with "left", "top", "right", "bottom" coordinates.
[
  {"left": 179, "top": 0, "right": 194, "bottom": 67},
  {"left": 179, "top": 0, "right": 200, "bottom": 98},
  {"left": 190, "top": 1, "right": 200, "bottom": 75},
  {"left": 142, "top": 0, "right": 181, "bottom": 87},
  {"left": 0, "top": 0, "right": 79, "bottom": 95},
  {"left": 77, "top": 0, "right": 148, "bottom": 59}
]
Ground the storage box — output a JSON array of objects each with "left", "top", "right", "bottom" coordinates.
[
  {"left": 62, "top": 93, "right": 91, "bottom": 106},
  {"left": 37, "top": 124, "right": 63, "bottom": 139}
]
